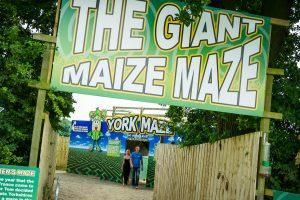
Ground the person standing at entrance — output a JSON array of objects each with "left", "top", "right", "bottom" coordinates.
[
  {"left": 131, "top": 146, "right": 143, "bottom": 189},
  {"left": 122, "top": 149, "right": 132, "bottom": 186}
]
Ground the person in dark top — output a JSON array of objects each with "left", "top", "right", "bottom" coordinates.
[
  {"left": 122, "top": 149, "right": 132, "bottom": 186},
  {"left": 131, "top": 146, "right": 143, "bottom": 189}
]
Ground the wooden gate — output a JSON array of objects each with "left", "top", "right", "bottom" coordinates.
[
  {"left": 153, "top": 132, "right": 261, "bottom": 200},
  {"left": 56, "top": 135, "right": 70, "bottom": 170}
]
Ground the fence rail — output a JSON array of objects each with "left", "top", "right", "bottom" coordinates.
[{"left": 153, "top": 132, "right": 261, "bottom": 200}]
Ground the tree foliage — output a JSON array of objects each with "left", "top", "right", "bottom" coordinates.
[
  {"left": 57, "top": 118, "right": 72, "bottom": 137},
  {"left": 175, "top": 0, "right": 211, "bottom": 26},
  {"left": 168, "top": 0, "right": 300, "bottom": 193},
  {"left": 0, "top": 0, "right": 74, "bottom": 165}
]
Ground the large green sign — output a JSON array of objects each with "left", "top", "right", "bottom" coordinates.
[
  {"left": 0, "top": 165, "right": 39, "bottom": 200},
  {"left": 52, "top": 0, "right": 271, "bottom": 117}
]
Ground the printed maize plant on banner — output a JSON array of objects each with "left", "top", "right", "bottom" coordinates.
[{"left": 51, "top": 0, "right": 271, "bottom": 117}]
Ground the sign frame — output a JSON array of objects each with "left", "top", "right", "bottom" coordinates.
[{"left": 51, "top": 0, "right": 272, "bottom": 117}]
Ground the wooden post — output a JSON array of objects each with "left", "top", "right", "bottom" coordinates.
[
  {"left": 112, "top": 106, "right": 116, "bottom": 117},
  {"left": 29, "top": 0, "right": 62, "bottom": 167},
  {"left": 29, "top": 44, "right": 51, "bottom": 167},
  {"left": 256, "top": 17, "right": 289, "bottom": 199},
  {"left": 257, "top": 74, "right": 274, "bottom": 200},
  {"left": 45, "top": 122, "right": 58, "bottom": 199},
  {"left": 47, "top": 0, "right": 62, "bottom": 83}
]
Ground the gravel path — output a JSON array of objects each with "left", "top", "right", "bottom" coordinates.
[{"left": 55, "top": 172, "right": 153, "bottom": 200}]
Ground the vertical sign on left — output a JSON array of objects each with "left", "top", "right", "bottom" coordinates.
[
  {"left": 0, "top": 165, "right": 39, "bottom": 200},
  {"left": 107, "top": 140, "right": 121, "bottom": 157}
]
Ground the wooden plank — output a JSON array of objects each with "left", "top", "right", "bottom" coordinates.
[
  {"left": 115, "top": 106, "right": 168, "bottom": 111},
  {"left": 223, "top": 138, "right": 230, "bottom": 200},
  {"left": 45, "top": 126, "right": 58, "bottom": 199},
  {"left": 143, "top": 108, "right": 169, "bottom": 111},
  {"left": 201, "top": 143, "right": 209, "bottom": 199},
  {"left": 37, "top": 113, "right": 50, "bottom": 199},
  {"left": 251, "top": 133, "right": 261, "bottom": 199},
  {"left": 53, "top": 0, "right": 61, "bottom": 37},
  {"left": 265, "top": 189, "right": 273, "bottom": 197},
  {"left": 141, "top": 114, "right": 166, "bottom": 117},
  {"left": 33, "top": 34, "right": 56, "bottom": 43},
  {"left": 194, "top": 145, "right": 201, "bottom": 200},
  {"left": 191, "top": 146, "right": 198, "bottom": 199},
  {"left": 271, "top": 18, "right": 290, "bottom": 27},
  {"left": 115, "top": 106, "right": 147, "bottom": 110},
  {"left": 231, "top": 138, "right": 239, "bottom": 200},
  {"left": 46, "top": 0, "right": 62, "bottom": 83},
  {"left": 28, "top": 82, "right": 51, "bottom": 90},
  {"left": 38, "top": 113, "right": 57, "bottom": 199},
  {"left": 242, "top": 134, "right": 250, "bottom": 198},
  {"left": 263, "top": 111, "right": 283, "bottom": 120},
  {"left": 267, "top": 68, "right": 284, "bottom": 76},
  {"left": 211, "top": 141, "right": 219, "bottom": 200}
]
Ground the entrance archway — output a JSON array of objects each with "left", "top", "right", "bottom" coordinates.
[{"left": 126, "top": 140, "right": 150, "bottom": 156}]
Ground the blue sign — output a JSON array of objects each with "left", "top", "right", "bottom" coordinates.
[
  {"left": 69, "top": 120, "right": 181, "bottom": 156},
  {"left": 70, "top": 120, "right": 92, "bottom": 149}
]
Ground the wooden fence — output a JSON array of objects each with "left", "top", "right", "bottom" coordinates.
[
  {"left": 38, "top": 113, "right": 57, "bottom": 200},
  {"left": 153, "top": 132, "right": 261, "bottom": 200},
  {"left": 56, "top": 135, "right": 70, "bottom": 170}
]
